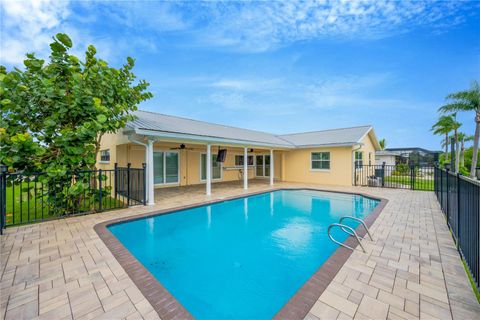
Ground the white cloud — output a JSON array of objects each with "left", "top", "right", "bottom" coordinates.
[
  {"left": 1, "top": 0, "right": 71, "bottom": 64},
  {"left": 189, "top": 0, "right": 476, "bottom": 52}
]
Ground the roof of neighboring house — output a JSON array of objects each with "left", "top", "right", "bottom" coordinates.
[
  {"left": 127, "top": 110, "right": 379, "bottom": 149},
  {"left": 376, "top": 150, "right": 402, "bottom": 156}
]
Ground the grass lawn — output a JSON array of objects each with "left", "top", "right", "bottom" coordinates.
[
  {"left": 384, "top": 176, "right": 434, "bottom": 191},
  {"left": 4, "top": 182, "right": 125, "bottom": 226}
]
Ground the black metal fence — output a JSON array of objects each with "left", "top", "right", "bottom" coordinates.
[
  {"left": 0, "top": 164, "right": 146, "bottom": 231},
  {"left": 434, "top": 167, "right": 479, "bottom": 290},
  {"left": 354, "top": 164, "right": 434, "bottom": 191}
]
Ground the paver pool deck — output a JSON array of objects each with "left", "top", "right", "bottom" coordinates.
[{"left": 1, "top": 181, "right": 479, "bottom": 320}]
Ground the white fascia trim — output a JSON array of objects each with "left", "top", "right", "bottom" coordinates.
[
  {"left": 357, "top": 127, "right": 381, "bottom": 150},
  {"left": 133, "top": 129, "right": 293, "bottom": 149},
  {"left": 294, "top": 142, "right": 361, "bottom": 149}
]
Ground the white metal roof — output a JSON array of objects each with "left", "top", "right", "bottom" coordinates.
[{"left": 127, "top": 110, "right": 377, "bottom": 149}]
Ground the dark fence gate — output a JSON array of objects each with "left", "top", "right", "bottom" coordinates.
[
  {"left": 354, "top": 164, "right": 434, "bottom": 191},
  {"left": 0, "top": 164, "right": 146, "bottom": 232},
  {"left": 434, "top": 167, "right": 479, "bottom": 290}
]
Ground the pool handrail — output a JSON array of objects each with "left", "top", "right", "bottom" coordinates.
[
  {"left": 339, "top": 216, "right": 373, "bottom": 241},
  {"left": 328, "top": 223, "right": 366, "bottom": 253}
]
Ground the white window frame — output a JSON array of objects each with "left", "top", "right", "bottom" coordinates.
[
  {"left": 153, "top": 149, "right": 180, "bottom": 186},
  {"left": 310, "top": 152, "right": 330, "bottom": 171},
  {"left": 255, "top": 154, "right": 271, "bottom": 178},
  {"left": 200, "top": 152, "right": 223, "bottom": 182},
  {"left": 99, "top": 149, "right": 110, "bottom": 164},
  {"left": 234, "top": 154, "right": 254, "bottom": 167},
  {"left": 355, "top": 151, "right": 363, "bottom": 168}
]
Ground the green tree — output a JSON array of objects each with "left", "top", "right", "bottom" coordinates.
[
  {"left": 0, "top": 33, "right": 152, "bottom": 214},
  {"left": 379, "top": 138, "right": 386, "bottom": 150},
  {"left": 439, "top": 81, "right": 480, "bottom": 178},
  {"left": 431, "top": 115, "right": 456, "bottom": 164},
  {"left": 0, "top": 33, "right": 152, "bottom": 172}
]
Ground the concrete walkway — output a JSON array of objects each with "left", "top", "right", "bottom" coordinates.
[{"left": 1, "top": 183, "right": 479, "bottom": 319}]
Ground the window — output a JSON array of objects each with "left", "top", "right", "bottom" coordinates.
[
  {"left": 201, "top": 154, "right": 222, "bottom": 180},
  {"left": 311, "top": 152, "right": 330, "bottom": 170},
  {"left": 153, "top": 151, "right": 179, "bottom": 184},
  {"left": 355, "top": 151, "right": 363, "bottom": 168},
  {"left": 234, "top": 155, "right": 254, "bottom": 166},
  {"left": 100, "top": 149, "right": 110, "bottom": 162}
]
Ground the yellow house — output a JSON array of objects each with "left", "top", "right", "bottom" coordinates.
[{"left": 97, "top": 110, "right": 380, "bottom": 204}]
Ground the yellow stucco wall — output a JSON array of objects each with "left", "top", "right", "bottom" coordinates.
[
  {"left": 97, "top": 129, "right": 378, "bottom": 187},
  {"left": 283, "top": 147, "right": 354, "bottom": 186}
]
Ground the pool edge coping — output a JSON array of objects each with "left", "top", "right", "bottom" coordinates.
[{"left": 94, "top": 187, "right": 388, "bottom": 320}]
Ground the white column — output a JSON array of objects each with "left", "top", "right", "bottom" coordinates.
[
  {"left": 147, "top": 139, "right": 155, "bottom": 205},
  {"left": 270, "top": 149, "right": 274, "bottom": 186},
  {"left": 206, "top": 144, "right": 211, "bottom": 196},
  {"left": 243, "top": 147, "right": 248, "bottom": 190}
]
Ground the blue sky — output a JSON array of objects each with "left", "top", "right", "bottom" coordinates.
[{"left": 1, "top": 0, "right": 479, "bottom": 150}]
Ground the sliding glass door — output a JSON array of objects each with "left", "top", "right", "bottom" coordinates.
[
  {"left": 153, "top": 151, "right": 179, "bottom": 185},
  {"left": 201, "top": 154, "right": 222, "bottom": 181},
  {"left": 255, "top": 155, "right": 270, "bottom": 177}
]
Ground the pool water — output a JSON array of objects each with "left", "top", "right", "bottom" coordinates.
[{"left": 109, "top": 189, "right": 379, "bottom": 319}]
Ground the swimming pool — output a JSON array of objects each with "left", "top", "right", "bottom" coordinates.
[{"left": 108, "top": 189, "right": 380, "bottom": 319}]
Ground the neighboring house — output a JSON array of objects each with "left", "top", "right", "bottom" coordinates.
[
  {"left": 384, "top": 147, "right": 440, "bottom": 166},
  {"left": 97, "top": 110, "right": 380, "bottom": 204},
  {"left": 375, "top": 150, "right": 403, "bottom": 166}
]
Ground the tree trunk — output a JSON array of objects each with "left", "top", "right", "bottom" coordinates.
[
  {"left": 454, "top": 129, "right": 460, "bottom": 173},
  {"left": 470, "top": 114, "right": 480, "bottom": 179},
  {"left": 445, "top": 133, "right": 449, "bottom": 162},
  {"left": 460, "top": 139, "right": 465, "bottom": 168}
]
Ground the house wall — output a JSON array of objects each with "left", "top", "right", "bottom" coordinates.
[
  {"left": 97, "top": 134, "right": 283, "bottom": 187},
  {"left": 375, "top": 155, "right": 396, "bottom": 166},
  {"left": 283, "top": 147, "right": 354, "bottom": 186},
  {"left": 97, "top": 129, "right": 378, "bottom": 187}
]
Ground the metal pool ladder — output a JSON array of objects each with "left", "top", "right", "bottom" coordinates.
[{"left": 327, "top": 216, "right": 373, "bottom": 253}]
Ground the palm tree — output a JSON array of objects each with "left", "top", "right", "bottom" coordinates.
[
  {"left": 439, "top": 81, "right": 480, "bottom": 178},
  {"left": 431, "top": 115, "right": 455, "bottom": 163},
  {"left": 450, "top": 114, "right": 462, "bottom": 173},
  {"left": 458, "top": 133, "right": 474, "bottom": 168},
  {"left": 379, "top": 139, "right": 386, "bottom": 150}
]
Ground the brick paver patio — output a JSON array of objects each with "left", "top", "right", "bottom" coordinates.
[{"left": 1, "top": 181, "right": 479, "bottom": 319}]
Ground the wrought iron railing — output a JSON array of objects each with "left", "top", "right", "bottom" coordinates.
[
  {"left": 354, "top": 164, "right": 434, "bottom": 191},
  {"left": 0, "top": 164, "right": 146, "bottom": 232},
  {"left": 434, "top": 167, "right": 479, "bottom": 290}
]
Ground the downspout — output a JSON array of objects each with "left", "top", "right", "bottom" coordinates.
[
  {"left": 128, "top": 136, "right": 153, "bottom": 205},
  {"left": 352, "top": 144, "right": 362, "bottom": 186}
]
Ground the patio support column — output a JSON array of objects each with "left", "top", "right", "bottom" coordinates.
[
  {"left": 147, "top": 139, "right": 155, "bottom": 205},
  {"left": 243, "top": 147, "right": 248, "bottom": 190},
  {"left": 206, "top": 144, "right": 212, "bottom": 196},
  {"left": 270, "top": 149, "right": 274, "bottom": 186}
]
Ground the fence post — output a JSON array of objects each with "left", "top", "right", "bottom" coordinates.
[
  {"left": 0, "top": 165, "right": 7, "bottom": 235},
  {"left": 142, "top": 163, "right": 147, "bottom": 205},
  {"left": 98, "top": 169, "right": 103, "bottom": 212},
  {"left": 114, "top": 163, "right": 118, "bottom": 201},
  {"left": 456, "top": 172, "right": 460, "bottom": 245},
  {"left": 446, "top": 168, "right": 450, "bottom": 223},
  {"left": 410, "top": 164, "right": 415, "bottom": 190},
  {"left": 127, "top": 163, "right": 131, "bottom": 207},
  {"left": 381, "top": 162, "right": 385, "bottom": 187}
]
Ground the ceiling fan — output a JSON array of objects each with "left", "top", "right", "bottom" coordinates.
[{"left": 170, "top": 144, "right": 195, "bottom": 150}]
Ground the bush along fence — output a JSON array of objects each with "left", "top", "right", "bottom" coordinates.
[
  {"left": 354, "top": 164, "right": 435, "bottom": 191},
  {"left": 0, "top": 164, "right": 146, "bottom": 233},
  {"left": 434, "top": 167, "right": 479, "bottom": 290}
]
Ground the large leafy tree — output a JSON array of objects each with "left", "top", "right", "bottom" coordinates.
[
  {"left": 0, "top": 33, "right": 152, "bottom": 173},
  {"left": 439, "top": 81, "right": 480, "bottom": 178},
  {"left": 0, "top": 33, "right": 152, "bottom": 215}
]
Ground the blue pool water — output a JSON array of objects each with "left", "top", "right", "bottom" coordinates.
[{"left": 109, "top": 190, "right": 379, "bottom": 319}]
